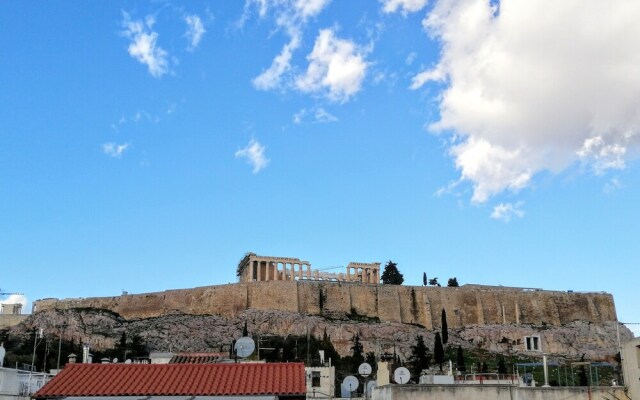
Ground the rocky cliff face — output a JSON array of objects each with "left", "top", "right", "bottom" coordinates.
[
  {"left": 14, "top": 306, "right": 632, "bottom": 362},
  {"left": 34, "top": 282, "right": 619, "bottom": 330}
]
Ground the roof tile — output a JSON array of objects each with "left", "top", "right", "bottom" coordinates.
[{"left": 34, "top": 363, "right": 306, "bottom": 398}]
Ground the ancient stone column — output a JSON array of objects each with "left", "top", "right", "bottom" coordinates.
[{"left": 346, "top": 267, "right": 351, "bottom": 281}]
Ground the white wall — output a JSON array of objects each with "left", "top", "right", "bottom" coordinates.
[
  {"left": 372, "top": 384, "right": 626, "bottom": 400},
  {"left": 621, "top": 337, "right": 640, "bottom": 399}
]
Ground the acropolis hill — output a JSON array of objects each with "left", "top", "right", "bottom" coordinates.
[{"left": 30, "top": 254, "right": 630, "bottom": 360}]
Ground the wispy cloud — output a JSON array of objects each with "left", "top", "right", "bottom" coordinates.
[
  {"left": 235, "top": 139, "right": 269, "bottom": 173},
  {"left": 102, "top": 142, "right": 130, "bottom": 158},
  {"left": 293, "top": 107, "right": 338, "bottom": 124},
  {"left": 296, "top": 28, "right": 369, "bottom": 103},
  {"left": 184, "top": 14, "right": 206, "bottom": 51},
  {"left": 603, "top": 177, "right": 622, "bottom": 194},
  {"left": 253, "top": 34, "right": 301, "bottom": 90},
  {"left": 314, "top": 108, "right": 338, "bottom": 123},
  {"left": 248, "top": 0, "right": 332, "bottom": 91},
  {"left": 381, "top": 0, "right": 429, "bottom": 15},
  {"left": 405, "top": 51, "right": 417, "bottom": 65},
  {"left": 122, "top": 12, "right": 169, "bottom": 78},
  {"left": 490, "top": 202, "right": 525, "bottom": 222}
]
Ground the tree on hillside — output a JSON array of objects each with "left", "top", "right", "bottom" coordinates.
[
  {"left": 428, "top": 277, "right": 440, "bottom": 286},
  {"left": 351, "top": 333, "right": 365, "bottom": 366},
  {"left": 456, "top": 346, "right": 466, "bottom": 372},
  {"left": 321, "top": 328, "right": 341, "bottom": 365},
  {"left": 434, "top": 332, "right": 444, "bottom": 371},
  {"left": 129, "top": 334, "right": 147, "bottom": 358},
  {"left": 497, "top": 355, "right": 508, "bottom": 374},
  {"left": 409, "top": 335, "right": 431, "bottom": 378},
  {"left": 577, "top": 354, "right": 589, "bottom": 386},
  {"left": 381, "top": 261, "right": 404, "bottom": 285},
  {"left": 116, "top": 332, "right": 128, "bottom": 360},
  {"left": 423, "top": 272, "right": 427, "bottom": 286},
  {"left": 441, "top": 309, "right": 449, "bottom": 345},
  {"left": 447, "top": 277, "right": 459, "bottom": 287},
  {"left": 242, "top": 321, "right": 248, "bottom": 336}
]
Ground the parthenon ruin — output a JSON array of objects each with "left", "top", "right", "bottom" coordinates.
[{"left": 236, "top": 253, "right": 380, "bottom": 284}]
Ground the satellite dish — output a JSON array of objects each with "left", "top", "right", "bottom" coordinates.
[
  {"left": 394, "top": 367, "right": 410, "bottom": 384},
  {"left": 113, "top": 358, "right": 118, "bottom": 363},
  {"left": 125, "top": 359, "right": 132, "bottom": 364},
  {"left": 366, "top": 381, "right": 377, "bottom": 396},
  {"left": 234, "top": 337, "right": 255, "bottom": 358},
  {"left": 358, "top": 362, "right": 372, "bottom": 377},
  {"left": 343, "top": 375, "right": 359, "bottom": 392}
]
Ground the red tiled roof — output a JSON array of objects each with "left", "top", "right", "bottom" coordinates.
[{"left": 34, "top": 363, "right": 306, "bottom": 398}]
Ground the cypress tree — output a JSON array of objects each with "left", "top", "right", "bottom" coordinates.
[
  {"left": 409, "top": 335, "right": 431, "bottom": 378},
  {"left": 434, "top": 332, "right": 444, "bottom": 371},
  {"left": 441, "top": 308, "right": 449, "bottom": 344},
  {"left": 456, "top": 346, "right": 466, "bottom": 372}
]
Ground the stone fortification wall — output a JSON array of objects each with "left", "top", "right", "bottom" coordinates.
[
  {"left": 33, "top": 282, "right": 617, "bottom": 327},
  {"left": 0, "top": 314, "right": 28, "bottom": 329}
]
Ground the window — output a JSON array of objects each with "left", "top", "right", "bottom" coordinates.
[
  {"left": 312, "top": 371, "right": 321, "bottom": 387},
  {"left": 524, "top": 335, "right": 541, "bottom": 351}
]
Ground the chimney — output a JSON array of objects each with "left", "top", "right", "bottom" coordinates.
[
  {"left": 82, "top": 344, "right": 90, "bottom": 363},
  {"left": 68, "top": 353, "right": 77, "bottom": 364}
]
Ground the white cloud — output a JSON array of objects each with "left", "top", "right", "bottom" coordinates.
[
  {"left": 405, "top": 51, "right": 417, "bottom": 65},
  {"left": 293, "top": 107, "right": 338, "bottom": 124},
  {"left": 294, "top": 0, "right": 331, "bottom": 18},
  {"left": 314, "top": 107, "right": 337, "bottom": 123},
  {"left": 253, "top": 34, "right": 301, "bottom": 90},
  {"left": 184, "top": 14, "right": 206, "bottom": 51},
  {"left": 293, "top": 108, "right": 307, "bottom": 124},
  {"left": 381, "top": 0, "right": 429, "bottom": 14},
  {"left": 603, "top": 177, "right": 622, "bottom": 194},
  {"left": 122, "top": 12, "right": 169, "bottom": 78},
  {"left": 296, "top": 28, "right": 368, "bottom": 102},
  {"left": 577, "top": 136, "right": 626, "bottom": 175},
  {"left": 412, "top": 0, "right": 640, "bottom": 202},
  {"left": 235, "top": 139, "right": 269, "bottom": 173},
  {"left": 490, "top": 202, "right": 524, "bottom": 222},
  {"left": 102, "top": 142, "right": 130, "bottom": 158},
  {"left": 250, "top": 0, "right": 331, "bottom": 90}
]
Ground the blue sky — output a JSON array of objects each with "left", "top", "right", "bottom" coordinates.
[{"left": 1, "top": 1, "right": 639, "bottom": 336}]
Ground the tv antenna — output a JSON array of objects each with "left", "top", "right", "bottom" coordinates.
[
  {"left": 394, "top": 367, "right": 410, "bottom": 384},
  {"left": 234, "top": 337, "right": 255, "bottom": 359}
]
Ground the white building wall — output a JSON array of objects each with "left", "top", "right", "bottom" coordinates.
[
  {"left": 306, "top": 366, "right": 335, "bottom": 399},
  {"left": 621, "top": 337, "right": 640, "bottom": 399},
  {"left": 372, "top": 384, "right": 626, "bottom": 400}
]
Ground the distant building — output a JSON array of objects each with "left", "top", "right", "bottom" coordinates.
[
  {"left": 0, "top": 301, "right": 27, "bottom": 329},
  {"left": 237, "top": 253, "right": 380, "bottom": 284}
]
